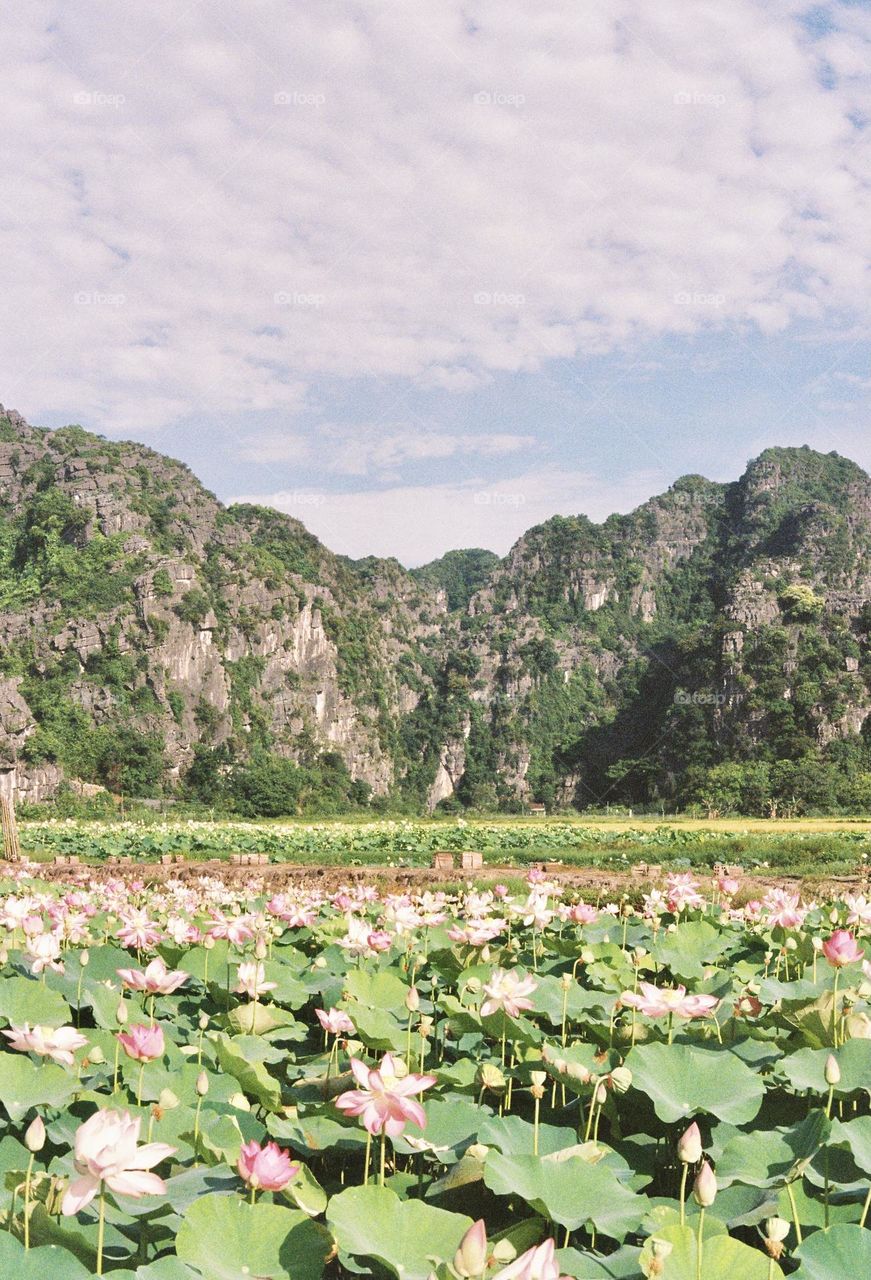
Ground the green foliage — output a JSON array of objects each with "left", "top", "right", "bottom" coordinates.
[
  {"left": 411, "top": 548, "right": 500, "bottom": 611},
  {"left": 779, "top": 583, "right": 826, "bottom": 622}
]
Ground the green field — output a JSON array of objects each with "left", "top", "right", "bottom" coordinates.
[{"left": 14, "top": 815, "right": 871, "bottom": 877}]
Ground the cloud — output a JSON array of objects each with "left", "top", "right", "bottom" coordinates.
[
  {"left": 0, "top": 1, "right": 868, "bottom": 436},
  {"left": 233, "top": 466, "right": 668, "bottom": 565},
  {"left": 239, "top": 424, "right": 534, "bottom": 476}
]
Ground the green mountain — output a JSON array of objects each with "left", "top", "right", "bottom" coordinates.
[{"left": 1, "top": 404, "right": 870, "bottom": 815}]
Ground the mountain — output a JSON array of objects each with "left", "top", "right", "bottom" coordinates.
[{"left": 1, "top": 403, "right": 870, "bottom": 815}]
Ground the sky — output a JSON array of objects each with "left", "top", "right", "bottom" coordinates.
[{"left": 1, "top": 1, "right": 869, "bottom": 566}]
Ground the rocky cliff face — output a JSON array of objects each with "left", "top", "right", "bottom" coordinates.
[{"left": 1, "top": 405, "right": 870, "bottom": 810}]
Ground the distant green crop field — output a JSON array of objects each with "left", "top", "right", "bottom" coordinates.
[{"left": 15, "top": 816, "right": 871, "bottom": 876}]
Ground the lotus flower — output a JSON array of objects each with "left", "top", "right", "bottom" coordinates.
[
  {"left": 491, "top": 1239, "right": 569, "bottom": 1280},
  {"left": 335, "top": 1052, "right": 436, "bottom": 1136},
  {"left": 620, "top": 982, "right": 719, "bottom": 1020},
  {"left": 480, "top": 969, "right": 538, "bottom": 1018},
  {"left": 237, "top": 1139, "right": 299, "bottom": 1191},
  {"left": 316, "top": 1007, "right": 355, "bottom": 1036},
  {"left": 2, "top": 1023, "right": 88, "bottom": 1066},
  {"left": 822, "top": 930, "right": 864, "bottom": 968},
  {"left": 116, "top": 956, "right": 189, "bottom": 995},
  {"left": 61, "top": 1109, "right": 175, "bottom": 1215},
  {"left": 26, "top": 931, "right": 64, "bottom": 975},
  {"left": 117, "top": 1023, "right": 165, "bottom": 1062},
  {"left": 235, "top": 961, "right": 277, "bottom": 999}
]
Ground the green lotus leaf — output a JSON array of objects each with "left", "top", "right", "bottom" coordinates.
[
  {"left": 176, "top": 1192, "right": 331, "bottom": 1280},
  {"left": 326, "top": 1184, "right": 472, "bottom": 1280},
  {"left": 484, "top": 1150, "right": 648, "bottom": 1240},
  {"left": 0, "top": 975, "right": 71, "bottom": 1026},
  {"left": 0, "top": 1050, "right": 78, "bottom": 1121},
  {"left": 717, "top": 1110, "right": 830, "bottom": 1188},
  {"left": 639, "top": 1223, "right": 783, "bottom": 1279},
  {"left": 781, "top": 1040, "right": 871, "bottom": 1094},
  {"left": 793, "top": 1224, "right": 871, "bottom": 1278},
  {"left": 625, "top": 1043, "right": 765, "bottom": 1124}
]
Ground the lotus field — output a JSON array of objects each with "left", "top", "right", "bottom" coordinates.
[{"left": 4, "top": 870, "right": 871, "bottom": 1277}]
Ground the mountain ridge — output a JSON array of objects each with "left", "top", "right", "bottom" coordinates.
[{"left": 2, "top": 403, "right": 870, "bottom": 815}]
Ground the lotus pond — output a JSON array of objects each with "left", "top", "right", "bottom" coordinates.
[{"left": 2, "top": 867, "right": 871, "bottom": 1277}]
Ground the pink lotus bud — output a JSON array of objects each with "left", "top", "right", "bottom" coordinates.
[
  {"left": 678, "top": 1121, "right": 702, "bottom": 1164},
  {"left": 453, "top": 1219, "right": 488, "bottom": 1278},
  {"left": 25, "top": 1115, "right": 46, "bottom": 1152},
  {"left": 693, "top": 1160, "right": 717, "bottom": 1207},
  {"left": 825, "top": 1054, "right": 841, "bottom": 1086}
]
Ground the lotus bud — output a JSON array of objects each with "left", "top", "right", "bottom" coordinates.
[
  {"left": 480, "top": 946, "right": 491, "bottom": 963},
  {"left": 254, "top": 937, "right": 267, "bottom": 960},
  {"left": 764, "top": 1217, "right": 790, "bottom": 1243},
  {"left": 565, "top": 1061, "right": 592, "bottom": 1084},
  {"left": 25, "top": 1115, "right": 46, "bottom": 1152},
  {"left": 453, "top": 1219, "right": 488, "bottom": 1278},
  {"left": 609, "top": 1066, "right": 633, "bottom": 1094},
  {"left": 678, "top": 1121, "right": 703, "bottom": 1165},
  {"left": 825, "top": 1054, "right": 841, "bottom": 1086},
  {"left": 116, "top": 1000, "right": 128, "bottom": 1025},
  {"left": 491, "top": 1239, "right": 516, "bottom": 1264},
  {"left": 198, "top": 1012, "right": 210, "bottom": 1031},
  {"left": 203, "top": 934, "right": 215, "bottom": 950},
  {"left": 87, "top": 1045, "right": 106, "bottom": 1064},
  {"left": 580, "top": 948, "right": 594, "bottom": 965},
  {"left": 196, "top": 1070, "right": 210, "bottom": 1097},
  {"left": 530, "top": 1071, "right": 547, "bottom": 1099},
  {"left": 594, "top": 1081, "right": 608, "bottom": 1106},
  {"left": 418, "top": 1015, "right": 434, "bottom": 1039},
  {"left": 693, "top": 1160, "right": 717, "bottom": 1207},
  {"left": 406, "top": 986, "right": 420, "bottom": 1012},
  {"left": 79, "top": 949, "right": 90, "bottom": 967},
  {"left": 313, "top": 955, "right": 326, "bottom": 968},
  {"left": 560, "top": 972, "right": 573, "bottom": 989},
  {"left": 830, "top": 909, "right": 839, "bottom": 924},
  {"left": 813, "top": 936, "right": 823, "bottom": 951}
]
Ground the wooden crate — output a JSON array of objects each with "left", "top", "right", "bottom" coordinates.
[
  {"left": 432, "top": 851, "right": 454, "bottom": 870},
  {"left": 461, "top": 851, "right": 483, "bottom": 870}
]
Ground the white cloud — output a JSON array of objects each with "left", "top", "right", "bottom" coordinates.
[
  {"left": 234, "top": 467, "right": 668, "bottom": 565},
  {"left": 0, "top": 1, "right": 868, "bottom": 435}
]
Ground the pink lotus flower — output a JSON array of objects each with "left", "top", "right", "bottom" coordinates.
[
  {"left": 61, "top": 1109, "right": 175, "bottom": 1215},
  {"left": 367, "top": 930, "right": 393, "bottom": 953},
  {"left": 117, "top": 1023, "right": 165, "bottom": 1062},
  {"left": 335, "top": 1052, "right": 436, "bottom": 1136},
  {"left": 822, "top": 930, "right": 864, "bottom": 968},
  {"left": 2, "top": 1023, "right": 88, "bottom": 1066},
  {"left": 116, "top": 913, "right": 163, "bottom": 949},
  {"left": 568, "top": 903, "right": 599, "bottom": 925},
  {"left": 491, "top": 1239, "right": 569, "bottom": 1280},
  {"left": 620, "top": 982, "right": 719, "bottom": 1020},
  {"left": 237, "top": 1139, "right": 299, "bottom": 1191},
  {"left": 316, "top": 1007, "right": 355, "bottom": 1036},
  {"left": 480, "top": 969, "right": 538, "bottom": 1018},
  {"left": 26, "top": 931, "right": 64, "bottom": 975},
  {"left": 235, "top": 961, "right": 277, "bottom": 999},
  {"left": 117, "top": 956, "right": 189, "bottom": 995},
  {"left": 717, "top": 876, "right": 740, "bottom": 897}
]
